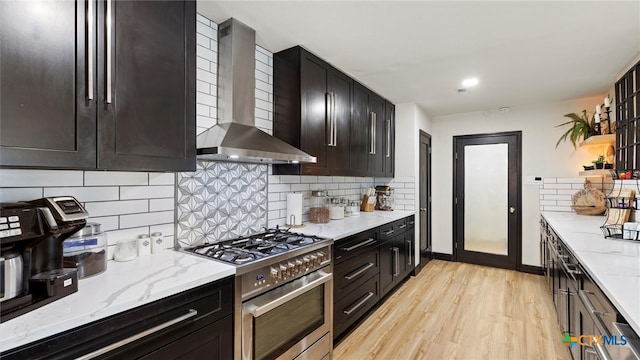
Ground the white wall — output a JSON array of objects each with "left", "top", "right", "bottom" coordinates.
[
  {"left": 395, "top": 102, "right": 433, "bottom": 265},
  {"left": 431, "top": 95, "right": 604, "bottom": 266}
]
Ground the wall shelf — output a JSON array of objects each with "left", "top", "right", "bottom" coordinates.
[
  {"left": 579, "top": 169, "right": 613, "bottom": 177},
  {"left": 578, "top": 134, "right": 616, "bottom": 148}
]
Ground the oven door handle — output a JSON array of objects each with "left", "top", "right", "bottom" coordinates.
[{"left": 248, "top": 270, "right": 332, "bottom": 317}]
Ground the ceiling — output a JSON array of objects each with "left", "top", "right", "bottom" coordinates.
[{"left": 197, "top": 1, "right": 640, "bottom": 117}]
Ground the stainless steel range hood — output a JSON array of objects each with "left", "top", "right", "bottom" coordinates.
[{"left": 196, "top": 18, "right": 316, "bottom": 164}]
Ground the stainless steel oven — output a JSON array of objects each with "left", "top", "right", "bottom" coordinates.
[
  {"left": 185, "top": 229, "right": 334, "bottom": 360},
  {"left": 241, "top": 267, "right": 333, "bottom": 360}
]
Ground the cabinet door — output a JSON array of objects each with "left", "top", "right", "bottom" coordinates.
[
  {"left": 0, "top": 1, "right": 96, "bottom": 169},
  {"left": 328, "top": 70, "right": 352, "bottom": 176},
  {"left": 383, "top": 101, "right": 395, "bottom": 177},
  {"left": 138, "top": 316, "right": 233, "bottom": 360},
  {"left": 97, "top": 0, "right": 195, "bottom": 171},
  {"left": 299, "top": 52, "right": 331, "bottom": 175},
  {"left": 351, "top": 83, "right": 370, "bottom": 176},
  {"left": 379, "top": 242, "right": 395, "bottom": 297},
  {"left": 368, "top": 93, "right": 386, "bottom": 177}
]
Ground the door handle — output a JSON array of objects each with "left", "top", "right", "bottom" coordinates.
[
  {"left": 369, "top": 113, "right": 375, "bottom": 154},
  {"left": 332, "top": 93, "right": 337, "bottom": 147},
  {"left": 386, "top": 119, "right": 391, "bottom": 158},
  {"left": 420, "top": 208, "right": 427, "bottom": 212},
  {"left": 509, "top": 206, "right": 516, "bottom": 214}
]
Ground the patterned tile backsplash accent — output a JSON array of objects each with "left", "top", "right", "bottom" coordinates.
[
  {"left": 0, "top": 169, "right": 176, "bottom": 260},
  {"left": 176, "top": 162, "right": 267, "bottom": 248}
]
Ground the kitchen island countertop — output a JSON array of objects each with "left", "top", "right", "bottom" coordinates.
[{"left": 542, "top": 211, "right": 640, "bottom": 335}]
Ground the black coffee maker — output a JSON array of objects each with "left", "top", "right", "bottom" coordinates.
[{"left": 0, "top": 196, "right": 88, "bottom": 322}]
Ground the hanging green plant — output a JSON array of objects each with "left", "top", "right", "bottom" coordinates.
[{"left": 555, "top": 110, "right": 596, "bottom": 148}]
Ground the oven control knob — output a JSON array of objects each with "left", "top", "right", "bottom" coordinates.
[
  {"left": 295, "top": 260, "right": 303, "bottom": 272},
  {"left": 303, "top": 256, "right": 311, "bottom": 269},
  {"left": 310, "top": 255, "right": 318, "bottom": 266},
  {"left": 287, "top": 262, "right": 296, "bottom": 275},
  {"left": 280, "top": 264, "right": 287, "bottom": 278},
  {"left": 270, "top": 267, "right": 279, "bottom": 279}
]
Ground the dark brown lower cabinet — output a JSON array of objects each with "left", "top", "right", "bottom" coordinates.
[
  {"left": 0, "top": 276, "right": 233, "bottom": 360},
  {"left": 333, "top": 216, "right": 415, "bottom": 340}
]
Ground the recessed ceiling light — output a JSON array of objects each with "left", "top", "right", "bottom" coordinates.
[{"left": 462, "top": 77, "right": 479, "bottom": 87}]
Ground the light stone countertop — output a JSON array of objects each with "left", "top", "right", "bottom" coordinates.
[
  {"left": 541, "top": 211, "right": 640, "bottom": 335},
  {"left": 290, "top": 210, "right": 415, "bottom": 241},
  {"left": 0, "top": 250, "right": 236, "bottom": 352},
  {"left": 0, "top": 210, "right": 415, "bottom": 353}
]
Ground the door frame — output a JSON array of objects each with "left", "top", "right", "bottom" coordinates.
[
  {"left": 452, "top": 131, "right": 522, "bottom": 271},
  {"left": 417, "top": 130, "right": 432, "bottom": 272}
]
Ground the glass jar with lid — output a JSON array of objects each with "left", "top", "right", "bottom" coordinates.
[{"left": 309, "top": 190, "right": 330, "bottom": 223}]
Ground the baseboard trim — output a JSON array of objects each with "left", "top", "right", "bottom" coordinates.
[
  {"left": 432, "top": 252, "right": 454, "bottom": 261},
  {"left": 519, "top": 264, "right": 544, "bottom": 275}
]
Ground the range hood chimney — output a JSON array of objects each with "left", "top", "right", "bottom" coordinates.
[{"left": 196, "top": 18, "right": 316, "bottom": 164}]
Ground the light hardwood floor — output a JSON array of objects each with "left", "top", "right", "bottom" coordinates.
[{"left": 334, "top": 260, "right": 571, "bottom": 360}]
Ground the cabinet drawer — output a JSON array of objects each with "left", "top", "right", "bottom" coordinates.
[
  {"left": 379, "top": 219, "right": 409, "bottom": 241},
  {"left": 334, "top": 229, "right": 377, "bottom": 264},
  {"left": 2, "top": 277, "right": 233, "bottom": 359},
  {"left": 334, "top": 275, "right": 380, "bottom": 339},
  {"left": 334, "top": 249, "right": 379, "bottom": 301}
]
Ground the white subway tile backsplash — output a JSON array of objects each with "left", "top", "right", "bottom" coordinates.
[
  {"left": 540, "top": 200, "right": 557, "bottom": 206},
  {"left": 543, "top": 178, "right": 557, "bottom": 184},
  {"left": 89, "top": 216, "right": 119, "bottom": 231},
  {"left": 197, "top": 45, "right": 216, "bottom": 63},
  {"left": 544, "top": 184, "right": 573, "bottom": 189},
  {"left": 196, "top": 33, "right": 210, "bottom": 48},
  {"left": 540, "top": 189, "right": 557, "bottom": 195},
  {"left": 196, "top": 21, "right": 216, "bottom": 39},
  {"left": 120, "top": 186, "right": 174, "bottom": 200},
  {"left": 255, "top": 69, "right": 269, "bottom": 84},
  {"left": 196, "top": 13, "right": 211, "bottom": 26},
  {"left": 44, "top": 187, "right": 120, "bottom": 202},
  {"left": 196, "top": 57, "right": 211, "bottom": 71},
  {"left": 197, "top": 92, "right": 217, "bottom": 107},
  {"left": 0, "top": 188, "right": 43, "bottom": 202},
  {"left": 85, "top": 200, "right": 149, "bottom": 217},
  {"left": 0, "top": 169, "right": 83, "bottom": 187},
  {"left": 150, "top": 198, "right": 175, "bottom": 212},
  {"left": 120, "top": 211, "right": 174, "bottom": 229},
  {"left": 290, "top": 184, "right": 310, "bottom": 192},
  {"left": 150, "top": 223, "right": 176, "bottom": 238},
  {"left": 85, "top": 171, "right": 148, "bottom": 186},
  {"left": 149, "top": 173, "right": 176, "bottom": 186},
  {"left": 106, "top": 227, "right": 150, "bottom": 245}
]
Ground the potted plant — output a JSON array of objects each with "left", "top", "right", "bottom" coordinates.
[
  {"left": 593, "top": 155, "right": 605, "bottom": 169},
  {"left": 555, "top": 110, "right": 597, "bottom": 148}
]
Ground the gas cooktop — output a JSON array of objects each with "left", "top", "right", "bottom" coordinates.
[{"left": 186, "top": 228, "right": 328, "bottom": 266}]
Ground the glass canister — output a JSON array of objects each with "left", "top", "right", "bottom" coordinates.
[
  {"left": 330, "top": 197, "right": 344, "bottom": 220},
  {"left": 63, "top": 223, "right": 107, "bottom": 279},
  {"left": 309, "top": 190, "right": 330, "bottom": 223}
]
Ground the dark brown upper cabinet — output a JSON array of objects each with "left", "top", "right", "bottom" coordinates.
[
  {"left": 273, "top": 46, "right": 395, "bottom": 177},
  {"left": 0, "top": 0, "right": 196, "bottom": 171},
  {"left": 272, "top": 46, "right": 353, "bottom": 176},
  {"left": 352, "top": 84, "right": 394, "bottom": 178}
]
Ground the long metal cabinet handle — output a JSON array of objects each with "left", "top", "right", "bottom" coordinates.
[
  {"left": 385, "top": 229, "right": 395, "bottom": 236},
  {"left": 105, "top": 0, "right": 112, "bottom": 103},
  {"left": 326, "top": 93, "right": 331, "bottom": 146},
  {"left": 406, "top": 240, "right": 412, "bottom": 266},
  {"left": 344, "top": 263, "right": 375, "bottom": 280},
  {"left": 250, "top": 271, "right": 332, "bottom": 317},
  {"left": 369, "top": 113, "right": 375, "bottom": 154},
  {"left": 332, "top": 93, "right": 337, "bottom": 147},
  {"left": 87, "top": 0, "right": 94, "bottom": 100},
  {"left": 373, "top": 113, "right": 377, "bottom": 154},
  {"left": 386, "top": 119, "right": 391, "bottom": 157},
  {"left": 341, "top": 238, "right": 375, "bottom": 252},
  {"left": 392, "top": 247, "right": 399, "bottom": 276},
  {"left": 343, "top": 292, "right": 374, "bottom": 315},
  {"left": 75, "top": 309, "right": 198, "bottom": 359},
  {"left": 578, "top": 289, "right": 611, "bottom": 334}
]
